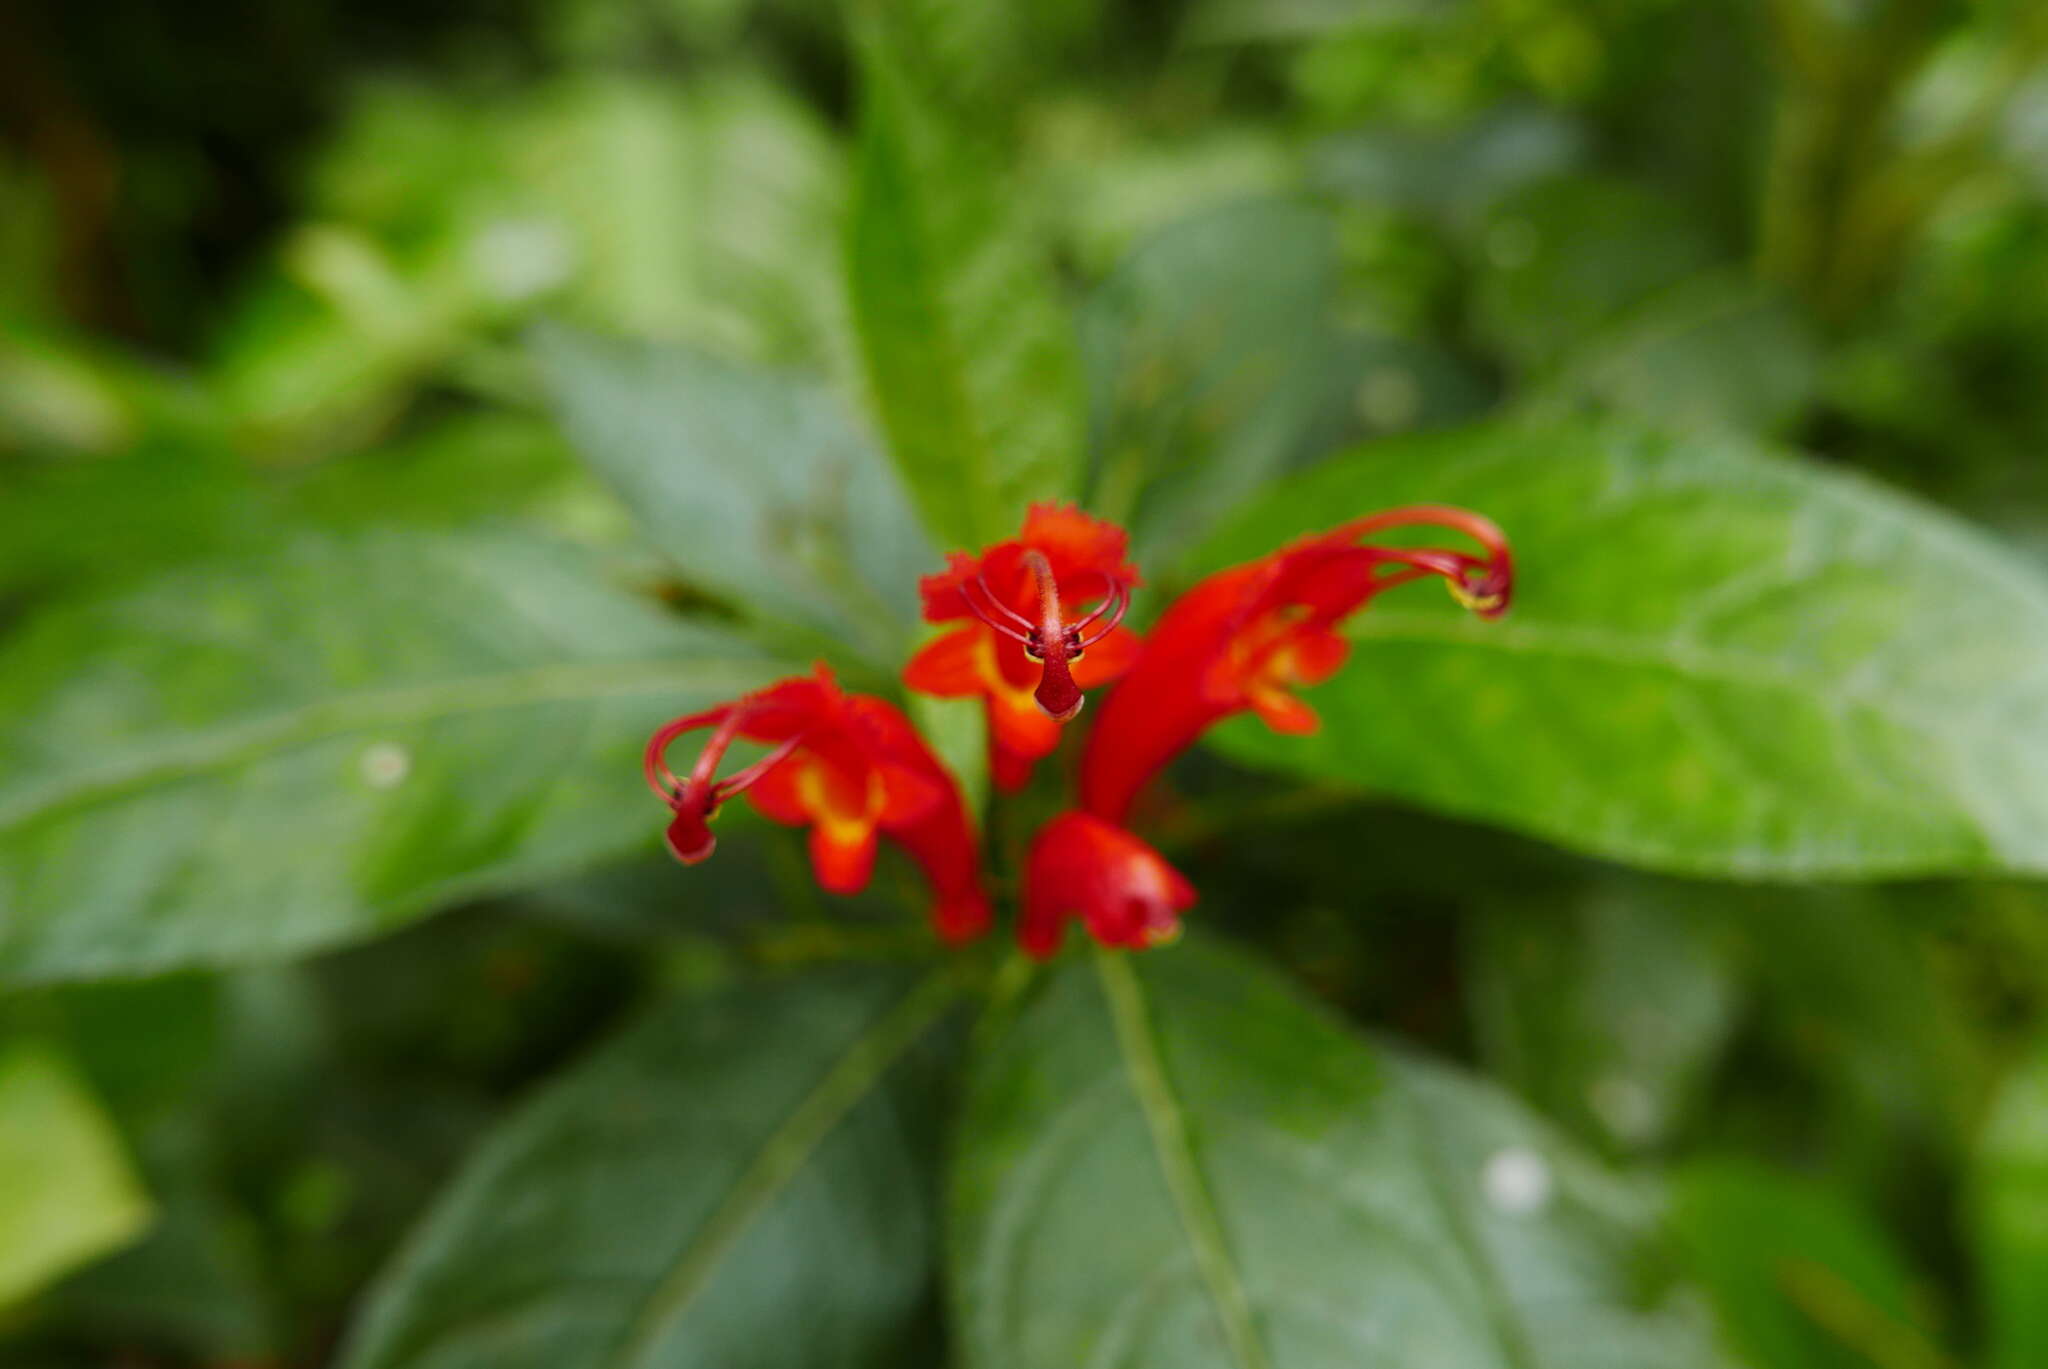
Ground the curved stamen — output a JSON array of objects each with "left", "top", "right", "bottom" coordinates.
[
  {"left": 644, "top": 701, "right": 809, "bottom": 811},
  {"left": 960, "top": 573, "right": 1035, "bottom": 645},
  {"left": 1075, "top": 579, "right": 1130, "bottom": 650},
  {"left": 713, "top": 733, "right": 806, "bottom": 800},
  {"left": 643, "top": 706, "right": 733, "bottom": 802},
  {"left": 645, "top": 697, "right": 813, "bottom": 866},
  {"left": 1339, "top": 506, "right": 1513, "bottom": 617},
  {"left": 1066, "top": 570, "right": 1127, "bottom": 636}
]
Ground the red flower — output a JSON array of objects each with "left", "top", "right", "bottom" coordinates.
[
  {"left": 644, "top": 665, "right": 991, "bottom": 943},
  {"left": 1020, "top": 812, "right": 1195, "bottom": 958},
  {"left": 1080, "top": 504, "right": 1511, "bottom": 824},
  {"left": 904, "top": 504, "right": 1142, "bottom": 791},
  {"left": 646, "top": 501, "right": 1508, "bottom": 960}
]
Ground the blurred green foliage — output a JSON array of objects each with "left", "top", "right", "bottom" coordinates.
[{"left": 7, "top": 1, "right": 2048, "bottom": 1367}]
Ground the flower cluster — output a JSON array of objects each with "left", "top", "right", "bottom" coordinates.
[{"left": 645, "top": 503, "right": 1511, "bottom": 957}]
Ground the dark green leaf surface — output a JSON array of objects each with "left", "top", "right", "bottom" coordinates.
[
  {"left": 845, "top": 34, "right": 1085, "bottom": 548},
  {"left": 1081, "top": 199, "right": 1348, "bottom": 566},
  {"left": 1467, "top": 881, "right": 1739, "bottom": 1152},
  {"left": 952, "top": 939, "right": 1733, "bottom": 1369},
  {"left": 1672, "top": 1162, "right": 1943, "bottom": 1369},
  {"left": 1471, "top": 177, "right": 1719, "bottom": 377},
  {"left": 1974, "top": 1034, "right": 2048, "bottom": 1369},
  {"left": 534, "top": 326, "right": 932, "bottom": 662},
  {"left": 1198, "top": 421, "right": 2048, "bottom": 877},
  {"left": 1529, "top": 277, "right": 1819, "bottom": 438},
  {"left": 0, "top": 529, "right": 781, "bottom": 982},
  {"left": 339, "top": 965, "right": 960, "bottom": 1369}
]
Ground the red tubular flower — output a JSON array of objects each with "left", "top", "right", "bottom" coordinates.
[
  {"left": 904, "top": 504, "right": 1142, "bottom": 791},
  {"left": 1020, "top": 812, "right": 1195, "bottom": 959},
  {"left": 644, "top": 665, "right": 991, "bottom": 943},
  {"left": 1080, "top": 505, "right": 1513, "bottom": 825}
]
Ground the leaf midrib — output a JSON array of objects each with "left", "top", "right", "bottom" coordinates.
[
  {"left": 0, "top": 656, "right": 774, "bottom": 833},
  {"left": 606, "top": 969, "right": 960, "bottom": 1369},
  {"left": 1095, "top": 953, "right": 1273, "bottom": 1369}
]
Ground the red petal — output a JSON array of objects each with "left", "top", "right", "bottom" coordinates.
[
  {"left": 988, "top": 692, "right": 1061, "bottom": 773},
  {"left": 903, "top": 628, "right": 987, "bottom": 697},
  {"left": 932, "top": 889, "right": 993, "bottom": 943},
  {"left": 1070, "top": 625, "right": 1142, "bottom": 688},
  {"left": 1021, "top": 812, "right": 1195, "bottom": 958},
  {"left": 809, "top": 821, "right": 878, "bottom": 894},
  {"left": 877, "top": 761, "right": 946, "bottom": 825},
  {"left": 917, "top": 551, "right": 989, "bottom": 623},
  {"left": 991, "top": 741, "right": 1037, "bottom": 794},
  {"left": 1020, "top": 503, "right": 1140, "bottom": 585},
  {"left": 742, "top": 758, "right": 811, "bottom": 826},
  {"left": 1248, "top": 687, "right": 1320, "bottom": 735}
]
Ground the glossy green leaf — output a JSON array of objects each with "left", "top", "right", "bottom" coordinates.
[
  {"left": 845, "top": 31, "right": 1085, "bottom": 548},
  {"left": 1198, "top": 420, "right": 2048, "bottom": 878},
  {"left": 535, "top": 326, "right": 932, "bottom": 662},
  {"left": 0, "top": 1041, "right": 152, "bottom": 1306},
  {"left": 1081, "top": 199, "right": 1349, "bottom": 566},
  {"left": 0, "top": 411, "right": 599, "bottom": 612},
  {"left": 952, "top": 939, "right": 1735, "bottom": 1369},
  {"left": 1973, "top": 1033, "right": 2048, "bottom": 1369},
  {"left": 0, "top": 529, "right": 783, "bottom": 983},
  {"left": 1672, "top": 1162, "right": 1944, "bottom": 1369},
  {"left": 339, "top": 964, "right": 960, "bottom": 1369}
]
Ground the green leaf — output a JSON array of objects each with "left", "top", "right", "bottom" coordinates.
[
  {"left": 534, "top": 326, "right": 932, "bottom": 663},
  {"left": 1309, "top": 110, "right": 1585, "bottom": 226},
  {"left": 951, "top": 939, "right": 1735, "bottom": 1369},
  {"left": 1973, "top": 1033, "right": 2048, "bottom": 1369},
  {"left": 1672, "top": 1162, "right": 1949, "bottom": 1369},
  {"left": 1471, "top": 177, "right": 1720, "bottom": 378},
  {"left": 339, "top": 964, "right": 960, "bottom": 1369},
  {"left": 0, "top": 528, "right": 783, "bottom": 983},
  {"left": 845, "top": 32, "right": 1085, "bottom": 548},
  {"left": 1081, "top": 200, "right": 1349, "bottom": 567},
  {"left": 908, "top": 690, "right": 990, "bottom": 826},
  {"left": 1527, "top": 276, "right": 1819, "bottom": 438},
  {"left": 0, "top": 1041, "right": 152, "bottom": 1306},
  {"left": 1467, "top": 879, "right": 1739, "bottom": 1152},
  {"left": 1197, "top": 420, "right": 2048, "bottom": 878}
]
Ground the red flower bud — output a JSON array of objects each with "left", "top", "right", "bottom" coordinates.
[{"left": 1020, "top": 811, "right": 1195, "bottom": 958}]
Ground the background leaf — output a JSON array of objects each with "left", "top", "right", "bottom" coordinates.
[
  {"left": 534, "top": 326, "right": 932, "bottom": 664},
  {"left": 1973, "top": 1032, "right": 2048, "bottom": 1369},
  {"left": 1080, "top": 199, "right": 1351, "bottom": 568},
  {"left": 1671, "top": 1161, "right": 1947, "bottom": 1369},
  {"left": 0, "top": 1041, "right": 152, "bottom": 1307},
  {"left": 339, "top": 963, "right": 960, "bottom": 1369},
  {"left": 1466, "top": 878, "right": 1740, "bottom": 1153},
  {"left": 1197, "top": 420, "right": 2048, "bottom": 878},
  {"left": 844, "top": 29, "right": 1085, "bottom": 548},
  {"left": 1526, "top": 276, "right": 1819, "bottom": 439},
  {"left": 951, "top": 938, "right": 1734, "bottom": 1369},
  {"left": 0, "top": 529, "right": 781, "bottom": 983}
]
